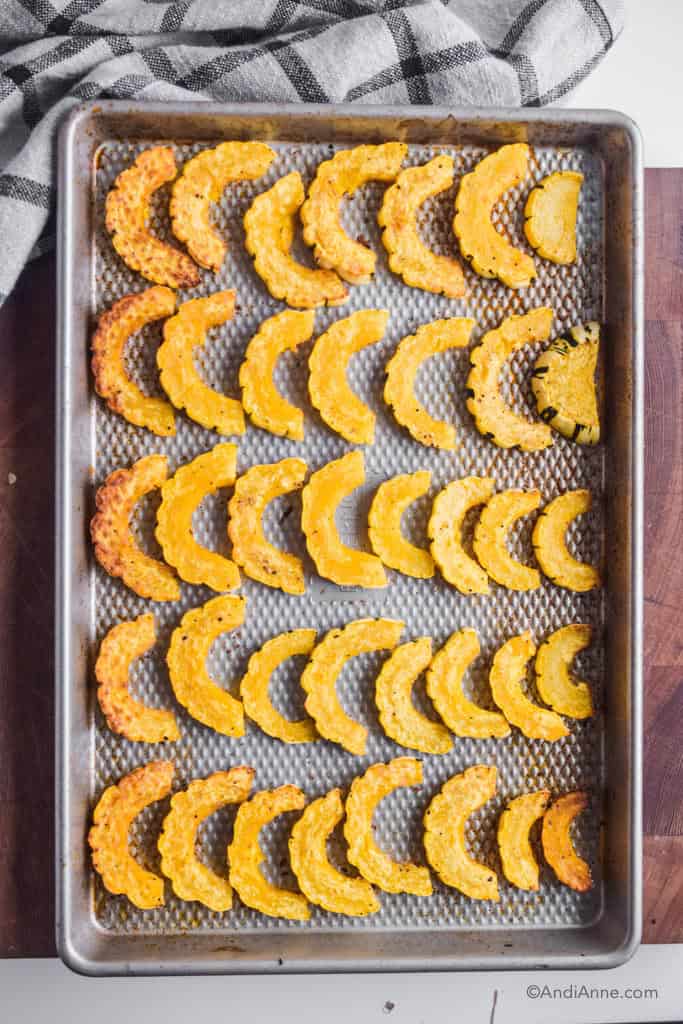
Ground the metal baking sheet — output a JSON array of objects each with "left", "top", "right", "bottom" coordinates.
[{"left": 56, "top": 101, "right": 643, "bottom": 975}]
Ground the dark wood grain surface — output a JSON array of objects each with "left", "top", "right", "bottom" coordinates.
[{"left": 0, "top": 170, "right": 680, "bottom": 957}]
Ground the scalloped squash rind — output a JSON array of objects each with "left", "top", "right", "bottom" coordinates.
[{"left": 531, "top": 322, "right": 600, "bottom": 445}]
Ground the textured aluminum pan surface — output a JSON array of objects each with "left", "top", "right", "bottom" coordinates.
[{"left": 56, "top": 102, "right": 643, "bottom": 975}]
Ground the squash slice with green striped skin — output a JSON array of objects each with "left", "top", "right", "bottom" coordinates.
[
  {"left": 426, "top": 629, "right": 510, "bottom": 739},
  {"left": 524, "top": 170, "right": 583, "bottom": 265},
  {"left": 158, "top": 290, "right": 245, "bottom": 436},
  {"left": 453, "top": 144, "right": 536, "bottom": 289},
  {"left": 301, "top": 143, "right": 407, "bottom": 284},
  {"left": 531, "top": 322, "right": 600, "bottom": 444},
  {"left": 240, "top": 629, "right": 318, "bottom": 743},
  {"left": 375, "top": 638, "right": 452, "bottom": 755},
  {"left": 378, "top": 155, "right": 466, "bottom": 297},
  {"left": 466, "top": 307, "right": 554, "bottom": 450},
  {"left": 423, "top": 765, "right": 499, "bottom": 901},
  {"left": 535, "top": 624, "right": 594, "bottom": 719},
  {"left": 489, "top": 632, "right": 569, "bottom": 742},
  {"left": 542, "top": 791, "right": 593, "bottom": 892},
  {"left": 384, "top": 318, "right": 474, "bottom": 449},
  {"left": 473, "top": 489, "right": 541, "bottom": 591},
  {"left": 289, "top": 789, "right": 380, "bottom": 916},
  {"left": 344, "top": 758, "right": 432, "bottom": 896},
  {"left": 428, "top": 476, "right": 494, "bottom": 594},
  {"left": 368, "top": 471, "right": 434, "bottom": 579},
  {"left": 532, "top": 489, "right": 600, "bottom": 592},
  {"left": 497, "top": 790, "right": 551, "bottom": 891}
]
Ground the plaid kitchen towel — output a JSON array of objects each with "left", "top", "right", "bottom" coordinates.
[{"left": 0, "top": 0, "right": 623, "bottom": 305}]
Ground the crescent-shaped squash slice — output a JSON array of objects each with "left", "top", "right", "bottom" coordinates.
[
  {"left": 155, "top": 443, "right": 240, "bottom": 592},
  {"left": 466, "top": 307, "right": 554, "bottom": 450},
  {"left": 228, "top": 785, "right": 310, "bottom": 919},
  {"left": 240, "top": 630, "right": 318, "bottom": 743},
  {"left": 423, "top": 764, "right": 499, "bottom": 900},
  {"left": 344, "top": 758, "right": 432, "bottom": 896},
  {"left": 166, "top": 594, "right": 246, "bottom": 737},
  {"left": 384, "top": 318, "right": 474, "bottom": 449},
  {"left": 300, "top": 618, "right": 404, "bottom": 755},
  {"left": 368, "top": 471, "right": 434, "bottom": 579},
  {"left": 497, "top": 790, "right": 551, "bottom": 891},
  {"left": 91, "top": 286, "right": 177, "bottom": 436},
  {"left": 535, "top": 624, "right": 594, "bottom": 719},
  {"left": 105, "top": 147, "right": 200, "bottom": 288},
  {"left": 243, "top": 172, "right": 348, "bottom": 308},
  {"left": 170, "top": 141, "right": 275, "bottom": 271},
  {"left": 542, "top": 791, "right": 593, "bottom": 892},
  {"left": 158, "top": 767, "right": 254, "bottom": 911},
  {"left": 473, "top": 489, "right": 542, "bottom": 591},
  {"left": 531, "top": 322, "right": 600, "bottom": 444},
  {"left": 289, "top": 788, "right": 380, "bottom": 916},
  {"left": 532, "top": 489, "right": 600, "bottom": 591},
  {"left": 157, "top": 290, "right": 245, "bottom": 436},
  {"left": 489, "top": 632, "right": 568, "bottom": 742},
  {"left": 90, "top": 454, "right": 180, "bottom": 601},
  {"left": 378, "top": 155, "right": 466, "bottom": 297},
  {"left": 428, "top": 477, "right": 494, "bottom": 595},
  {"left": 88, "top": 760, "right": 174, "bottom": 910},
  {"left": 375, "top": 638, "right": 452, "bottom": 754},
  {"left": 228, "top": 458, "right": 307, "bottom": 595},
  {"left": 95, "top": 613, "right": 179, "bottom": 743},
  {"left": 301, "top": 451, "right": 387, "bottom": 589},
  {"left": 453, "top": 143, "right": 535, "bottom": 289},
  {"left": 308, "top": 309, "right": 389, "bottom": 444},
  {"left": 301, "top": 143, "right": 407, "bottom": 284},
  {"left": 426, "top": 629, "right": 510, "bottom": 739},
  {"left": 524, "top": 170, "right": 583, "bottom": 265},
  {"left": 239, "top": 310, "right": 315, "bottom": 440}
]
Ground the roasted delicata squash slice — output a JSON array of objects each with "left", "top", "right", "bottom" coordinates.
[
  {"left": 428, "top": 476, "right": 494, "bottom": 594},
  {"left": 542, "top": 791, "right": 593, "bottom": 892},
  {"left": 228, "top": 785, "right": 310, "bottom": 919},
  {"left": 301, "top": 451, "right": 387, "bottom": 589},
  {"left": 301, "top": 143, "right": 407, "bottom": 284},
  {"left": 309, "top": 309, "right": 389, "bottom": 444},
  {"left": 375, "top": 638, "right": 452, "bottom": 754},
  {"left": 228, "top": 458, "right": 307, "bottom": 594},
  {"left": 423, "top": 765, "right": 499, "bottom": 900},
  {"left": 531, "top": 322, "right": 600, "bottom": 445},
  {"left": 239, "top": 310, "right": 315, "bottom": 440},
  {"left": 426, "top": 629, "right": 510, "bottom": 739},
  {"left": 89, "top": 760, "right": 174, "bottom": 910},
  {"left": 289, "top": 788, "right": 380, "bottom": 916},
  {"left": 378, "top": 155, "right": 466, "bottom": 297},
  {"left": 90, "top": 454, "right": 180, "bottom": 601},
  {"left": 489, "top": 632, "right": 569, "bottom": 742},
  {"left": 91, "top": 286, "right": 177, "bottom": 436},
  {"left": 170, "top": 141, "right": 275, "bottom": 272},
  {"left": 105, "top": 147, "right": 200, "bottom": 288},
  {"left": 473, "top": 489, "right": 542, "bottom": 591},
  {"left": 157, "top": 290, "right": 245, "bottom": 436},
  {"left": 532, "top": 489, "right": 600, "bottom": 591},
  {"left": 368, "top": 471, "right": 434, "bottom": 579},
  {"left": 301, "top": 618, "right": 404, "bottom": 755},
  {"left": 166, "top": 594, "right": 246, "bottom": 737},
  {"left": 158, "top": 767, "right": 254, "bottom": 911},
  {"left": 241, "top": 630, "right": 318, "bottom": 743},
  {"left": 524, "top": 170, "right": 583, "bottom": 265},
  {"left": 384, "top": 318, "right": 474, "bottom": 449},
  {"left": 497, "top": 790, "right": 551, "bottom": 891},
  {"left": 244, "top": 172, "right": 348, "bottom": 308},
  {"left": 344, "top": 758, "right": 432, "bottom": 896},
  {"left": 156, "top": 443, "right": 240, "bottom": 592},
  {"left": 535, "top": 624, "right": 594, "bottom": 719},
  {"left": 453, "top": 143, "right": 535, "bottom": 289},
  {"left": 466, "top": 307, "right": 554, "bottom": 450},
  {"left": 96, "top": 614, "right": 179, "bottom": 743}
]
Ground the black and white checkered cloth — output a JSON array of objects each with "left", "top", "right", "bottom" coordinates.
[{"left": 0, "top": 0, "right": 623, "bottom": 305}]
